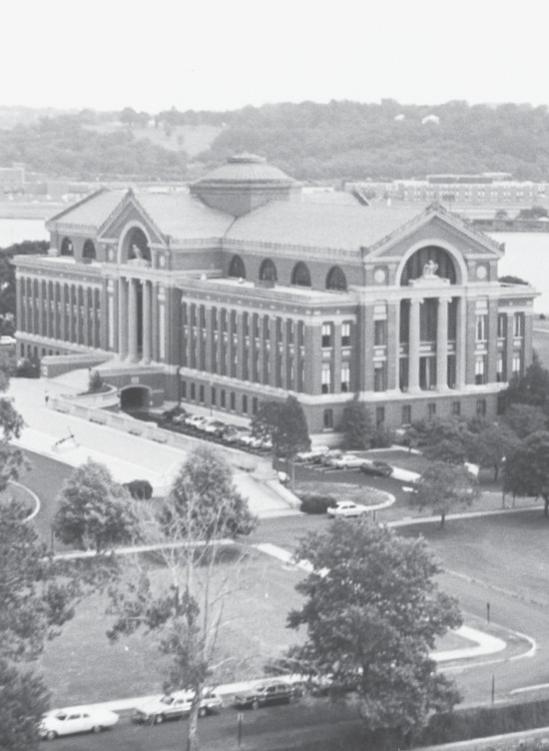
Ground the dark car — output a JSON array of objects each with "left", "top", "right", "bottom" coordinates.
[
  {"left": 359, "top": 459, "right": 393, "bottom": 477},
  {"left": 233, "top": 682, "right": 296, "bottom": 710},
  {"left": 159, "top": 406, "right": 188, "bottom": 424}
]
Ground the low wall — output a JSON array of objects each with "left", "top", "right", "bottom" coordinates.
[
  {"left": 71, "top": 386, "right": 119, "bottom": 409},
  {"left": 42, "top": 353, "right": 112, "bottom": 379},
  {"left": 49, "top": 395, "right": 264, "bottom": 473}
]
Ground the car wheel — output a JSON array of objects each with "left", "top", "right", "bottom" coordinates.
[
  {"left": 198, "top": 706, "right": 207, "bottom": 718},
  {"left": 91, "top": 725, "right": 102, "bottom": 734},
  {"left": 46, "top": 730, "right": 57, "bottom": 741},
  {"left": 251, "top": 699, "right": 259, "bottom": 710},
  {"left": 154, "top": 714, "right": 164, "bottom": 725}
]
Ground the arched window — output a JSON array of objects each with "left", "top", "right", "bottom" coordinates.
[
  {"left": 228, "top": 254, "right": 246, "bottom": 279},
  {"left": 82, "top": 239, "right": 96, "bottom": 262},
  {"left": 400, "top": 246, "right": 457, "bottom": 286},
  {"left": 259, "top": 258, "right": 278, "bottom": 283},
  {"left": 123, "top": 227, "right": 151, "bottom": 264},
  {"left": 326, "top": 266, "right": 347, "bottom": 291},
  {"left": 60, "top": 237, "right": 73, "bottom": 257},
  {"left": 291, "top": 262, "right": 312, "bottom": 287}
]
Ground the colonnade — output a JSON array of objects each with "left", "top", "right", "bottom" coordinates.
[{"left": 117, "top": 277, "right": 155, "bottom": 364}]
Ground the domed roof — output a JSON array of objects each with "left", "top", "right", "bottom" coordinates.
[{"left": 193, "top": 153, "right": 294, "bottom": 186}]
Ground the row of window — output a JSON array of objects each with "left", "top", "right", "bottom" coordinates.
[
  {"left": 181, "top": 380, "right": 259, "bottom": 416},
  {"left": 228, "top": 255, "right": 348, "bottom": 291},
  {"left": 477, "top": 312, "right": 525, "bottom": 342}
]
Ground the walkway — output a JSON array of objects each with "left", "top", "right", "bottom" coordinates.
[{"left": 8, "top": 377, "right": 297, "bottom": 519}]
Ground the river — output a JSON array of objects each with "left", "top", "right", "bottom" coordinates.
[{"left": 0, "top": 220, "right": 547, "bottom": 312}]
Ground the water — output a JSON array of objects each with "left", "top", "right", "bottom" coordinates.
[
  {"left": 0, "top": 218, "right": 48, "bottom": 247},
  {"left": 489, "top": 232, "right": 549, "bottom": 313},
  {"left": 0, "top": 219, "right": 547, "bottom": 312}
]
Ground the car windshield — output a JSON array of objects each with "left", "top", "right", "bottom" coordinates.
[
  {"left": 55, "top": 713, "right": 67, "bottom": 721},
  {"left": 160, "top": 696, "right": 174, "bottom": 705}
]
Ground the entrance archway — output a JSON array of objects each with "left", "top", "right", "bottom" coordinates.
[{"left": 120, "top": 385, "right": 150, "bottom": 412}]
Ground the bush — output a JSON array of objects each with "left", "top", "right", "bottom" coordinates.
[
  {"left": 88, "top": 370, "right": 104, "bottom": 393},
  {"left": 15, "top": 357, "right": 39, "bottom": 378},
  {"left": 123, "top": 479, "right": 153, "bottom": 500},
  {"left": 371, "top": 426, "right": 395, "bottom": 448},
  {"left": 299, "top": 493, "right": 335, "bottom": 514}
]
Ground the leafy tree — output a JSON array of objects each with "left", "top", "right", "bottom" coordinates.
[
  {"left": 341, "top": 397, "right": 375, "bottom": 450},
  {"left": 53, "top": 460, "right": 138, "bottom": 553},
  {"left": 0, "top": 499, "right": 80, "bottom": 749},
  {"left": 503, "top": 403, "right": 547, "bottom": 438},
  {"left": 107, "top": 446, "right": 256, "bottom": 751},
  {"left": 0, "top": 350, "right": 25, "bottom": 492},
  {"left": 251, "top": 396, "right": 310, "bottom": 483},
  {"left": 286, "top": 520, "right": 461, "bottom": 746},
  {"left": 468, "top": 423, "right": 519, "bottom": 481},
  {"left": 412, "top": 461, "right": 480, "bottom": 527},
  {"left": 502, "top": 353, "right": 549, "bottom": 412},
  {"left": 411, "top": 417, "right": 471, "bottom": 465},
  {"left": 503, "top": 431, "right": 549, "bottom": 516}
]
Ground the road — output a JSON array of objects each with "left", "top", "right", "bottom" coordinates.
[{"left": 45, "top": 699, "right": 363, "bottom": 751}]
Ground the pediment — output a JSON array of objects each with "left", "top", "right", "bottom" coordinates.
[
  {"left": 97, "top": 193, "right": 166, "bottom": 247},
  {"left": 366, "top": 207, "right": 504, "bottom": 263}
]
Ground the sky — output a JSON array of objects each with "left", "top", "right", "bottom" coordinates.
[{"left": 3, "top": 0, "right": 549, "bottom": 112}]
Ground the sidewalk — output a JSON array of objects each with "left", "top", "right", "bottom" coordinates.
[{"left": 8, "top": 378, "right": 298, "bottom": 519}]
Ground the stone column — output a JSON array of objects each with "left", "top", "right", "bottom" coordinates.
[
  {"left": 142, "top": 280, "right": 152, "bottom": 364},
  {"left": 455, "top": 297, "right": 467, "bottom": 389},
  {"left": 205, "top": 307, "right": 213, "bottom": 373},
  {"left": 118, "top": 277, "right": 128, "bottom": 359},
  {"left": 38, "top": 279, "right": 44, "bottom": 336},
  {"left": 436, "top": 297, "right": 450, "bottom": 390},
  {"left": 505, "top": 312, "right": 515, "bottom": 382},
  {"left": 60, "top": 284, "right": 66, "bottom": 342},
  {"left": 408, "top": 297, "right": 422, "bottom": 392},
  {"left": 128, "top": 278, "right": 138, "bottom": 362},
  {"left": 387, "top": 302, "right": 399, "bottom": 390}
]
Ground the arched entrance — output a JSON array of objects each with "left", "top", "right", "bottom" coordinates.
[
  {"left": 120, "top": 226, "right": 151, "bottom": 264},
  {"left": 120, "top": 385, "right": 150, "bottom": 412}
]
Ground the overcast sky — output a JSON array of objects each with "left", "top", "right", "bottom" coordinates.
[{"left": 4, "top": 0, "right": 548, "bottom": 112}]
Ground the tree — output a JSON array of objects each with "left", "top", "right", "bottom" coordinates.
[
  {"left": 340, "top": 397, "right": 375, "bottom": 450},
  {"left": 502, "top": 352, "right": 549, "bottom": 412},
  {"left": 503, "top": 431, "right": 549, "bottom": 516},
  {"left": 107, "top": 446, "right": 256, "bottom": 751},
  {"left": 0, "top": 499, "right": 80, "bottom": 749},
  {"left": 251, "top": 396, "right": 310, "bottom": 482},
  {"left": 412, "top": 417, "right": 471, "bottom": 465},
  {"left": 412, "top": 461, "right": 480, "bottom": 527},
  {"left": 503, "top": 403, "right": 547, "bottom": 438},
  {"left": 53, "top": 460, "right": 138, "bottom": 553},
  {"left": 286, "top": 520, "right": 461, "bottom": 746},
  {"left": 468, "top": 423, "right": 519, "bottom": 481}
]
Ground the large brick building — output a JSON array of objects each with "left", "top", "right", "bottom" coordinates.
[{"left": 14, "top": 154, "right": 536, "bottom": 433}]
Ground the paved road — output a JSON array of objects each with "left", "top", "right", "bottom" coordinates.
[{"left": 45, "top": 699, "right": 362, "bottom": 751}]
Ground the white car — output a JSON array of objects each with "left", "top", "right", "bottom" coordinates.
[
  {"left": 296, "top": 445, "right": 330, "bottom": 462},
  {"left": 326, "top": 501, "right": 369, "bottom": 518},
  {"left": 185, "top": 415, "right": 209, "bottom": 430},
  {"left": 330, "top": 454, "right": 366, "bottom": 470},
  {"left": 40, "top": 707, "right": 119, "bottom": 740},
  {"left": 132, "top": 689, "right": 222, "bottom": 724}
]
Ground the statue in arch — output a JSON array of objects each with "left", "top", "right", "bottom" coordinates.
[{"left": 423, "top": 259, "right": 439, "bottom": 278}]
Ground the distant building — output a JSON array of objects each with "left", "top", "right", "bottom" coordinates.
[
  {"left": 14, "top": 154, "right": 536, "bottom": 433},
  {"left": 0, "top": 164, "right": 25, "bottom": 193}
]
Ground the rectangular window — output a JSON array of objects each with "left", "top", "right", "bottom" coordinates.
[
  {"left": 428, "top": 402, "right": 437, "bottom": 419},
  {"left": 252, "top": 396, "right": 258, "bottom": 414},
  {"left": 375, "top": 406, "right": 385, "bottom": 427},
  {"left": 321, "top": 363, "right": 332, "bottom": 394},
  {"left": 181, "top": 381, "right": 187, "bottom": 399},
  {"left": 374, "top": 361, "right": 387, "bottom": 392},
  {"left": 514, "top": 313, "right": 525, "bottom": 338},
  {"left": 211, "top": 386, "right": 216, "bottom": 406},
  {"left": 242, "top": 395, "right": 248, "bottom": 414},
  {"left": 341, "top": 321, "right": 352, "bottom": 347},
  {"left": 452, "top": 401, "right": 461, "bottom": 416},
  {"left": 341, "top": 364, "right": 350, "bottom": 392},
  {"left": 475, "top": 314, "right": 487, "bottom": 342},
  {"left": 199, "top": 385, "right": 205, "bottom": 403},
  {"left": 512, "top": 353, "right": 522, "bottom": 375},
  {"left": 475, "top": 355, "right": 486, "bottom": 385},
  {"left": 323, "top": 409, "right": 334, "bottom": 429},
  {"left": 220, "top": 389, "right": 226, "bottom": 408},
  {"left": 401, "top": 405, "right": 412, "bottom": 425},
  {"left": 190, "top": 383, "right": 196, "bottom": 401},
  {"left": 374, "top": 319, "right": 387, "bottom": 346},
  {"left": 230, "top": 392, "right": 236, "bottom": 411},
  {"left": 476, "top": 398, "right": 487, "bottom": 417},
  {"left": 497, "top": 313, "right": 507, "bottom": 338},
  {"left": 321, "top": 323, "right": 332, "bottom": 348},
  {"left": 496, "top": 353, "right": 505, "bottom": 382}
]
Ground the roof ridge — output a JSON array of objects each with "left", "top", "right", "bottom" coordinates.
[{"left": 45, "top": 186, "right": 109, "bottom": 227}]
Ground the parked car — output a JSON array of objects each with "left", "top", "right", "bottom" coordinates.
[
  {"left": 220, "top": 425, "right": 245, "bottom": 443},
  {"left": 326, "top": 500, "right": 369, "bottom": 518},
  {"left": 321, "top": 450, "right": 344, "bottom": 467},
  {"left": 202, "top": 419, "right": 226, "bottom": 435},
  {"left": 40, "top": 707, "right": 119, "bottom": 740},
  {"left": 359, "top": 460, "right": 393, "bottom": 477},
  {"left": 184, "top": 415, "right": 209, "bottom": 430},
  {"left": 132, "top": 690, "right": 222, "bottom": 724},
  {"left": 160, "top": 406, "right": 188, "bottom": 424},
  {"left": 233, "top": 681, "right": 296, "bottom": 710},
  {"left": 296, "top": 445, "right": 330, "bottom": 463},
  {"left": 330, "top": 454, "right": 366, "bottom": 470}
]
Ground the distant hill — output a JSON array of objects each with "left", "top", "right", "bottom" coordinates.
[{"left": 2, "top": 100, "right": 549, "bottom": 182}]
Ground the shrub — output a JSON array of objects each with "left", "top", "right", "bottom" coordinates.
[
  {"left": 88, "top": 370, "right": 104, "bottom": 393},
  {"left": 299, "top": 493, "right": 335, "bottom": 514},
  {"left": 371, "top": 426, "right": 395, "bottom": 448},
  {"left": 123, "top": 479, "right": 153, "bottom": 500},
  {"left": 15, "top": 357, "right": 39, "bottom": 378}
]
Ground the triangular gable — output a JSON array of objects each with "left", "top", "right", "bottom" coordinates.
[
  {"left": 365, "top": 203, "right": 504, "bottom": 260},
  {"left": 97, "top": 190, "right": 167, "bottom": 247}
]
